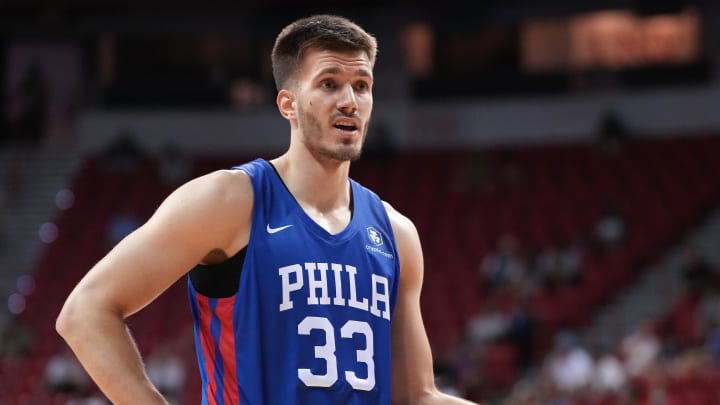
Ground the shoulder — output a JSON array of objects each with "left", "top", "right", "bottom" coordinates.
[
  {"left": 382, "top": 201, "right": 418, "bottom": 244},
  {"left": 151, "top": 168, "right": 255, "bottom": 254},
  {"left": 180, "top": 168, "right": 254, "bottom": 229},
  {"left": 382, "top": 201, "right": 423, "bottom": 279},
  {"left": 172, "top": 168, "right": 253, "bottom": 210}
]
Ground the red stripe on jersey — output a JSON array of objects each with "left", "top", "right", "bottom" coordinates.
[
  {"left": 197, "top": 295, "right": 221, "bottom": 404},
  {"left": 215, "top": 297, "right": 240, "bottom": 405}
]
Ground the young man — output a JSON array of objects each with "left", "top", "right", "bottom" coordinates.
[{"left": 57, "top": 14, "right": 479, "bottom": 404}]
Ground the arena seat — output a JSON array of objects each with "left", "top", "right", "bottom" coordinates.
[{"left": 8, "top": 134, "right": 720, "bottom": 404}]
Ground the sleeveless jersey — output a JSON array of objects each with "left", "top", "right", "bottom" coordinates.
[{"left": 188, "top": 159, "right": 400, "bottom": 405}]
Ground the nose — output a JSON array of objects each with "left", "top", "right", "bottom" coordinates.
[{"left": 336, "top": 83, "right": 358, "bottom": 114}]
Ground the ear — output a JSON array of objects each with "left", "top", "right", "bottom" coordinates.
[{"left": 276, "top": 89, "right": 296, "bottom": 120}]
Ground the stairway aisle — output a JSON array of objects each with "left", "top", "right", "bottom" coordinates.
[
  {"left": 582, "top": 205, "right": 720, "bottom": 351},
  {"left": 0, "top": 144, "right": 82, "bottom": 327}
]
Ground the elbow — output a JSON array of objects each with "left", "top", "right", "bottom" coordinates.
[
  {"left": 56, "top": 290, "right": 125, "bottom": 343},
  {"left": 56, "top": 298, "right": 79, "bottom": 341},
  {"left": 56, "top": 292, "right": 98, "bottom": 342}
]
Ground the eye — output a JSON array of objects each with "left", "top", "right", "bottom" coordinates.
[
  {"left": 320, "top": 79, "right": 336, "bottom": 89},
  {"left": 355, "top": 81, "right": 370, "bottom": 92}
]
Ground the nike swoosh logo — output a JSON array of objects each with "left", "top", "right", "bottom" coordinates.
[{"left": 266, "top": 224, "right": 293, "bottom": 234}]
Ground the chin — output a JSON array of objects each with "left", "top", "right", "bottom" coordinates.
[{"left": 318, "top": 147, "right": 362, "bottom": 162}]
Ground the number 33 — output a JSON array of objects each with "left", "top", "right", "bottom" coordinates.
[{"left": 297, "top": 316, "right": 375, "bottom": 391}]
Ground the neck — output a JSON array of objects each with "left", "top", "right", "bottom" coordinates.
[{"left": 270, "top": 150, "right": 351, "bottom": 215}]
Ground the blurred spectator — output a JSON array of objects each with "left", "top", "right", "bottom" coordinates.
[
  {"left": 480, "top": 234, "right": 527, "bottom": 290},
  {"left": 542, "top": 329, "right": 594, "bottom": 394},
  {"left": 703, "top": 321, "right": 720, "bottom": 367},
  {"left": 44, "top": 346, "right": 90, "bottom": 395},
  {"left": 439, "top": 333, "right": 484, "bottom": 401},
  {"left": 533, "top": 239, "right": 584, "bottom": 290},
  {"left": 229, "top": 77, "right": 269, "bottom": 110},
  {"left": 146, "top": 344, "right": 186, "bottom": 404},
  {"left": 106, "top": 208, "right": 142, "bottom": 247},
  {"left": 635, "top": 362, "right": 678, "bottom": 405},
  {"left": 534, "top": 242, "right": 565, "bottom": 290},
  {"left": 432, "top": 354, "right": 462, "bottom": 399},
  {"left": 5, "top": 61, "right": 49, "bottom": 145},
  {"left": 466, "top": 299, "right": 509, "bottom": 348},
  {"left": 680, "top": 245, "right": 714, "bottom": 295},
  {"left": 593, "top": 201, "right": 627, "bottom": 252},
  {"left": 452, "top": 152, "right": 494, "bottom": 193},
  {"left": 620, "top": 321, "right": 661, "bottom": 378},
  {"left": 591, "top": 348, "right": 628, "bottom": 394},
  {"left": 401, "top": 21, "right": 434, "bottom": 78},
  {"left": 101, "top": 129, "right": 147, "bottom": 173},
  {"left": 501, "top": 379, "right": 544, "bottom": 405},
  {"left": 156, "top": 140, "right": 191, "bottom": 188},
  {"left": 696, "top": 285, "right": 720, "bottom": 341},
  {"left": 596, "top": 109, "right": 630, "bottom": 155},
  {"left": 435, "top": 375, "right": 464, "bottom": 398},
  {"left": 503, "top": 298, "right": 538, "bottom": 374}
]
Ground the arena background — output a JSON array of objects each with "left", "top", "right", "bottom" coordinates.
[{"left": 2, "top": 1, "right": 720, "bottom": 404}]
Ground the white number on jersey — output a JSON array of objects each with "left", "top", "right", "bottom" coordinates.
[{"left": 297, "top": 316, "right": 376, "bottom": 391}]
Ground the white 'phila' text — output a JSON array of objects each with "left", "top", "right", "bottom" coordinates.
[{"left": 278, "top": 263, "right": 390, "bottom": 320}]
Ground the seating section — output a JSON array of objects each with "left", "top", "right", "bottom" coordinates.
[
  {"left": 350, "top": 135, "right": 720, "bottom": 396},
  {"left": 357, "top": 136, "right": 720, "bottom": 344},
  {"left": 5, "top": 134, "right": 720, "bottom": 404}
]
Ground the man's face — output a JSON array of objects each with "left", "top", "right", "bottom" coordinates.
[{"left": 293, "top": 47, "right": 374, "bottom": 162}]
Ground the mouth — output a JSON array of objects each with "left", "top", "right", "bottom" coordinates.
[{"left": 332, "top": 119, "right": 360, "bottom": 135}]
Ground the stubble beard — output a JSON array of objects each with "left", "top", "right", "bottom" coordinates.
[{"left": 297, "top": 106, "right": 367, "bottom": 163}]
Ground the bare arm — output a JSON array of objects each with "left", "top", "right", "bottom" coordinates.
[
  {"left": 386, "top": 202, "right": 479, "bottom": 405},
  {"left": 56, "top": 169, "right": 253, "bottom": 404}
]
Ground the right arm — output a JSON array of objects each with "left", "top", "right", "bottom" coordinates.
[
  {"left": 56, "top": 169, "right": 253, "bottom": 404},
  {"left": 386, "top": 202, "right": 479, "bottom": 405}
]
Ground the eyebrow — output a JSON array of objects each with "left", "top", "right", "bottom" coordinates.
[{"left": 316, "top": 66, "right": 373, "bottom": 80}]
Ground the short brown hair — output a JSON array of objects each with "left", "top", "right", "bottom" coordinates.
[{"left": 271, "top": 14, "right": 378, "bottom": 91}]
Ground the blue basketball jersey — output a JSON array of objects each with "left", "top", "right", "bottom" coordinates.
[{"left": 188, "top": 159, "right": 400, "bottom": 405}]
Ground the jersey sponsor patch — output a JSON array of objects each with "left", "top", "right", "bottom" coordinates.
[{"left": 365, "top": 226, "right": 394, "bottom": 260}]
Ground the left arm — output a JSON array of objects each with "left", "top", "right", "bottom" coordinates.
[{"left": 385, "top": 202, "right": 479, "bottom": 405}]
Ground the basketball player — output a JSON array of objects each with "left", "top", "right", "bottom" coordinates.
[{"left": 57, "top": 14, "right": 479, "bottom": 404}]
